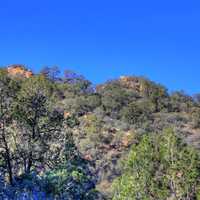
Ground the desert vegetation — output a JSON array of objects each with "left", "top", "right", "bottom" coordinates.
[{"left": 0, "top": 65, "right": 200, "bottom": 200}]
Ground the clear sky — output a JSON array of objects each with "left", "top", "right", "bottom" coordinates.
[{"left": 0, "top": 0, "right": 200, "bottom": 94}]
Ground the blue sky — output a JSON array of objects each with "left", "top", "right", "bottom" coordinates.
[{"left": 0, "top": 0, "right": 200, "bottom": 94}]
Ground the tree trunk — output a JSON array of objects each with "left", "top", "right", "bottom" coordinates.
[
  {"left": 26, "top": 125, "right": 36, "bottom": 174},
  {"left": 1, "top": 121, "right": 13, "bottom": 185}
]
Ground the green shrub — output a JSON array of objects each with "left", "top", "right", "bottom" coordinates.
[
  {"left": 121, "top": 100, "right": 153, "bottom": 125},
  {"left": 112, "top": 128, "right": 200, "bottom": 200}
]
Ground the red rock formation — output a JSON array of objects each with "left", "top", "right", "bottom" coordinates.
[{"left": 7, "top": 65, "right": 33, "bottom": 78}]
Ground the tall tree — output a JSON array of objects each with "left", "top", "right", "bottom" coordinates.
[
  {"left": 40, "top": 66, "right": 61, "bottom": 82},
  {"left": 13, "top": 75, "right": 64, "bottom": 174},
  {"left": 0, "top": 69, "right": 19, "bottom": 184}
]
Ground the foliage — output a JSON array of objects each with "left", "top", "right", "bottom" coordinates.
[
  {"left": 139, "top": 78, "right": 169, "bottom": 112},
  {"left": 12, "top": 75, "right": 65, "bottom": 174},
  {"left": 1, "top": 66, "right": 200, "bottom": 199},
  {"left": 64, "top": 69, "right": 93, "bottom": 95},
  {"left": 112, "top": 128, "right": 200, "bottom": 200},
  {"left": 120, "top": 100, "right": 153, "bottom": 125},
  {"left": 191, "top": 107, "right": 200, "bottom": 128},
  {"left": 170, "top": 91, "right": 195, "bottom": 113},
  {"left": 98, "top": 80, "right": 137, "bottom": 117}
]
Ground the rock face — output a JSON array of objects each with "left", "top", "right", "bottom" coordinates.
[
  {"left": 7, "top": 65, "right": 33, "bottom": 78},
  {"left": 119, "top": 76, "right": 143, "bottom": 93}
]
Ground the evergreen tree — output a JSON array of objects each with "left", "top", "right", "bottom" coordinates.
[{"left": 112, "top": 128, "right": 200, "bottom": 200}]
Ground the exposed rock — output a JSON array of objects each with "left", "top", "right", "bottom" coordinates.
[
  {"left": 119, "top": 76, "right": 143, "bottom": 93},
  {"left": 7, "top": 65, "right": 33, "bottom": 78},
  {"left": 64, "top": 111, "right": 71, "bottom": 119},
  {"left": 121, "top": 130, "right": 136, "bottom": 147}
]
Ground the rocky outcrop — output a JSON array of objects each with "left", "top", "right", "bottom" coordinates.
[
  {"left": 7, "top": 65, "right": 33, "bottom": 78},
  {"left": 119, "top": 76, "right": 144, "bottom": 93}
]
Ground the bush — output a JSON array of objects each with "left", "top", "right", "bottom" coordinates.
[
  {"left": 120, "top": 100, "right": 153, "bottom": 125},
  {"left": 191, "top": 107, "right": 200, "bottom": 128},
  {"left": 112, "top": 128, "right": 200, "bottom": 200},
  {"left": 170, "top": 91, "right": 195, "bottom": 113},
  {"left": 98, "top": 80, "right": 137, "bottom": 118}
]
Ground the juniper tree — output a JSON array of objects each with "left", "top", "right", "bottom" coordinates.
[
  {"left": 0, "top": 69, "right": 19, "bottom": 184},
  {"left": 13, "top": 75, "right": 64, "bottom": 174},
  {"left": 112, "top": 128, "right": 200, "bottom": 200}
]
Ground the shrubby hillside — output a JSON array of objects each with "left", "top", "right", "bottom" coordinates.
[{"left": 0, "top": 65, "right": 200, "bottom": 200}]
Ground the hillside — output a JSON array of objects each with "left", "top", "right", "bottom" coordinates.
[{"left": 0, "top": 65, "right": 200, "bottom": 199}]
